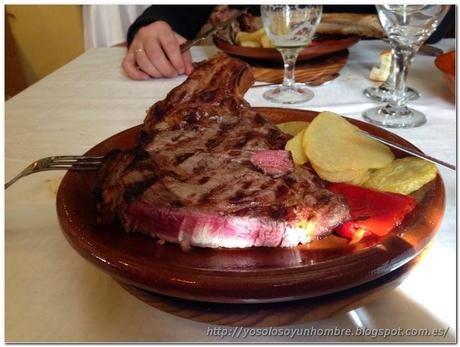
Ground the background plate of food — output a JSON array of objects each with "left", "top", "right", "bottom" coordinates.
[
  {"left": 213, "top": 12, "right": 383, "bottom": 62},
  {"left": 214, "top": 35, "right": 361, "bottom": 63}
]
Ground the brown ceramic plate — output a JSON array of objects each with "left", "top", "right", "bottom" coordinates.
[
  {"left": 57, "top": 108, "right": 445, "bottom": 304},
  {"left": 214, "top": 36, "right": 360, "bottom": 62}
]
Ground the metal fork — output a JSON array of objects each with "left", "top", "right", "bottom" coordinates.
[{"left": 5, "top": 155, "right": 103, "bottom": 189}]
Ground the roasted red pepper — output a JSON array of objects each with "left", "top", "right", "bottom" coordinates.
[{"left": 329, "top": 183, "right": 417, "bottom": 241}]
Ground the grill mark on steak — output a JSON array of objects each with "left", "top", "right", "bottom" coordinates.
[
  {"left": 198, "top": 183, "right": 228, "bottom": 204},
  {"left": 125, "top": 149, "right": 151, "bottom": 170},
  {"left": 233, "top": 136, "right": 249, "bottom": 149},
  {"left": 270, "top": 206, "right": 289, "bottom": 219},
  {"left": 199, "top": 89, "right": 219, "bottom": 103},
  {"left": 267, "top": 128, "right": 288, "bottom": 148},
  {"left": 223, "top": 96, "right": 243, "bottom": 113},
  {"left": 139, "top": 130, "right": 154, "bottom": 146},
  {"left": 171, "top": 134, "right": 182, "bottom": 142},
  {"left": 242, "top": 181, "right": 252, "bottom": 190},
  {"left": 171, "top": 200, "right": 183, "bottom": 208},
  {"left": 176, "top": 90, "right": 187, "bottom": 101},
  {"left": 198, "top": 176, "right": 210, "bottom": 185},
  {"left": 254, "top": 113, "right": 267, "bottom": 125},
  {"left": 205, "top": 137, "right": 220, "bottom": 150},
  {"left": 205, "top": 120, "right": 241, "bottom": 150},
  {"left": 123, "top": 176, "right": 158, "bottom": 201},
  {"left": 229, "top": 190, "right": 245, "bottom": 202},
  {"left": 95, "top": 53, "right": 350, "bottom": 248},
  {"left": 174, "top": 152, "right": 195, "bottom": 165},
  {"left": 260, "top": 182, "right": 271, "bottom": 190},
  {"left": 283, "top": 175, "right": 296, "bottom": 188},
  {"left": 184, "top": 111, "right": 200, "bottom": 124},
  {"left": 275, "top": 184, "right": 289, "bottom": 198}
]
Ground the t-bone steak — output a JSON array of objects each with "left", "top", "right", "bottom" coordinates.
[{"left": 94, "top": 53, "right": 350, "bottom": 248}]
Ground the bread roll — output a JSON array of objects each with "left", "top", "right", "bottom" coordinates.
[{"left": 317, "top": 13, "right": 385, "bottom": 39}]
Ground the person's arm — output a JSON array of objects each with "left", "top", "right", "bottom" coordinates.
[{"left": 123, "top": 5, "right": 214, "bottom": 80}]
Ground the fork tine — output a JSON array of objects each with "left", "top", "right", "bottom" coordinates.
[
  {"left": 50, "top": 155, "right": 104, "bottom": 160},
  {"left": 48, "top": 163, "right": 101, "bottom": 167},
  {"left": 48, "top": 162, "right": 101, "bottom": 168},
  {"left": 50, "top": 159, "right": 102, "bottom": 164},
  {"left": 45, "top": 166, "right": 100, "bottom": 171},
  {"left": 50, "top": 156, "right": 103, "bottom": 166},
  {"left": 50, "top": 156, "right": 103, "bottom": 163}
]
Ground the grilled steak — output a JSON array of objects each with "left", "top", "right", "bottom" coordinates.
[
  {"left": 142, "top": 53, "right": 253, "bottom": 136},
  {"left": 95, "top": 53, "right": 350, "bottom": 248}
]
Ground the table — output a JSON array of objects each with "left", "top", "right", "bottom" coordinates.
[{"left": 5, "top": 39, "right": 456, "bottom": 342}]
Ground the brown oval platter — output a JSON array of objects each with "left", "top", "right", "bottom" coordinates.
[
  {"left": 213, "top": 36, "right": 360, "bottom": 62},
  {"left": 56, "top": 107, "right": 445, "bottom": 304}
]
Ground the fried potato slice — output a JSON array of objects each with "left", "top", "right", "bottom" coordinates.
[
  {"left": 346, "top": 170, "right": 370, "bottom": 185},
  {"left": 240, "top": 41, "right": 261, "bottom": 48},
  {"left": 304, "top": 112, "right": 394, "bottom": 171},
  {"left": 277, "top": 121, "right": 310, "bottom": 136},
  {"left": 312, "top": 164, "right": 367, "bottom": 183},
  {"left": 260, "top": 33, "right": 275, "bottom": 48},
  {"left": 269, "top": 16, "right": 290, "bottom": 35},
  {"left": 236, "top": 28, "right": 265, "bottom": 45},
  {"left": 236, "top": 29, "right": 275, "bottom": 48},
  {"left": 363, "top": 157, "right": 438, "bottom": 195},
  {"left": 285, "top": 128, "right": 308, "bottom": 166}
]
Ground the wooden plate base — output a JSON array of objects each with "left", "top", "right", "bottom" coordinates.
[
  {"left": 118, "top": 253, "right": 422, "bottom": 327},
  {"left": 251, "top": 50, "right": 349, "bottom": 84}
]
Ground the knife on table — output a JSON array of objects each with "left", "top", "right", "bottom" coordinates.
[
  {"left": 383, "top": 37, "right": 444, "bottom": 57},
  {"left": 419, "top": 44, "right": 444, "bottom": 57},
  {"left": 180, "top": 9, "right": 245, "bottom": 53}
]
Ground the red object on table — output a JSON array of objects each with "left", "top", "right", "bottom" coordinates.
[
  {"left": 435, "top": 50, "right": 455, "bottom": 95},
  {"left": 329, "top": 183, "right": 417, "bottom": 241}
]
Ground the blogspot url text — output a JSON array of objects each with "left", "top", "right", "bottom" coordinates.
[{"left": 206, "top": 326, "right": 450, "bottom": 339}]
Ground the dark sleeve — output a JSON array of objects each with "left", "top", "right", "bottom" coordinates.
[
  {"left": 127, "top": 5, "right": 215, "bottom": 46},
  {"left": 426, "top": 6, "right": 455, "bottom": 43},
  {"left": 323, "top": 5, "right": 376, "bottom": 13}
]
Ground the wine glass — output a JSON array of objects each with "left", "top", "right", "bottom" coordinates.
[
  {"left": 363, "top": 47, "right": 420, "bottom": 102},
  {"left": 362, "top": 5, "right": 449, "bottom": 128},
  {"left": 260, "top": 5, "right": 322, "bottom": 104}
]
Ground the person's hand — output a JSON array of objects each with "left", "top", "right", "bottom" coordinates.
[{"left": 122, "top": 21, "right": 193, "bottom": 80}]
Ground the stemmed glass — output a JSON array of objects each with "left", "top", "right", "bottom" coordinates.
[
  {"left": 363, "top": 5, "right": 449, "bottom": 128},
  {"left": 363, "top": 47, "right": 420, "bottom": 102},
  {"left": 261, "top": 5, "right": 322, "bottom": 104}
]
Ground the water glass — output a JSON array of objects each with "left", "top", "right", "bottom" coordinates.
[
  {"left": 363, "top": 47, "right": 420, "bottom": 102},
  {"left": 261, "top": 5, "right": 322, "bottom": 104},
  {"left": 363, "top": 5, "right": 449, "bottom": 128}
]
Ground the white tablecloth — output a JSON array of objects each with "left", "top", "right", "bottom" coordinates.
[{"left": 5, "top": 40, "right": 456, "bottom": 342}]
